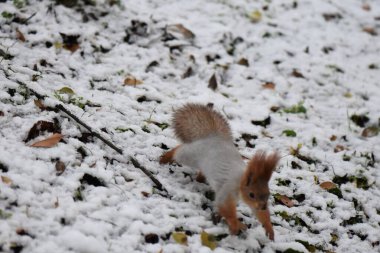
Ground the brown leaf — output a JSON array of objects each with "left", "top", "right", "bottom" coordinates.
[
  {"left": 182, "top": 67, "right": 193, "bottom": 79},
  {"left": 362, "top": 3, "right": 371, "bottom": 11},
  {"left": 55, "top": 161, "right": 66, "bottom": 176},
  {"left": 262, "top": 82, "right": 275, "bottom": 90},
  {"left": 330, "top": 135, "right": 337, "bottom": 141},
  {"left": 34, "top": 100, "right": 46, "bottom": 110},
  {"left": 24, "top": 120, "right": 60, "bottom": 142},
  {"left": 363, "top": 27, "right": 377, "bottom": 36},
  {"left": 208, "top": 73, "right": 218, "bottom": 91},
  {"left": 1, "top": 175, "right": 12, "bottom": 185},
  {"left": 291, "top": 69, "right": 305, "bottom": 78},
  {"left": 322, "top": 13, "right": 342, "bottom": 21},
  {"left": 334, "top": 145, "right": 345, "bottom": 153},
  {"left": 141, "top": 191, "right": 150, "bottom": 197},
  {"left": 30, "top": 133, "right": 63, "bottom": 148},
  {"left": 362, "top": 126, "right": 379, "bottom": 137},
  {"left": 172, "top": 24, "right": 195, "bottom": 39},
  {"left": 237, "top": 58, "right": 249, "bottom": 67},
  {"left": 124, "top": 75, "right": 143, "bottom": 86},
  {"left": 16, "top": 28, "right": 25, "bottom": 42},
  {"left": 60, "top": 33, "right": 80, "bottom": 53},
  {"left": 276, "top": 194, "right": 294, "bottom": 207},
  {"left": 320, "top": 181, "right": 337, "bottom": 190}
]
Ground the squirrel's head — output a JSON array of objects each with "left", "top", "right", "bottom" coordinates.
[{"left": 240, "top": 151, "right": 279, "bottom": 211}]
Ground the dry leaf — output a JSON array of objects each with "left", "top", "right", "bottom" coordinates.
[
  {"left": 1, "top": 175, "right": 12, "bottom": 185},
  {"left": 55, "top": 161, "right": 66, "bottom": 176},
  {"left": 249, "top": 10, "right": 262, "bottom": 23},
  {"left": 182, "top": 67, "right": 193, "bottom": 79},
  {"left": 30, "top": 133, "right": 63, "bottom": 148},
  {"left": 262, "top": 82, "right": 275, "bottom": 90},
  {"left": 291, "top": 69, "right": 305, "bottom": 78},
  {"left": 362, "top": 3, "right": 371, "bottom": 11},
  {"left": 330, "top": 135, "right": 337, "bottom": 141},
  {"left": 34, "top": 100, "right": 46, "bottom": 110},
  {"left": 363, "top": 27, "right": 377, "bottom": 36},
  {"left": 279, "top": 195, "right": 294, "bottom": 207},
  {"left": 201, "top": 231, "right": 217, "bottom": 250},
  {"left": 16, "top": 28, "right": 26, "bottom": 42},
  {"left": 362, "top": 126, "right": 379, "bottom": 137},
  {"left": 24, "top": 121, "right": 60, "bottom": 142},
  {"left": 124, "top": 76, "right": 143, "bottom": 86},
  {"left": 172, "top": 232, "right": 188, "bottom": 245},
  {"left": 237, "top": 58, "right": 249, "bottom": 66},
  {"left": 320, "top": 181, "right": 337, "bottom": 190},
  {"left": 208, "top": 73, "right": 218, "bottom": 91},
  {"left": 141, "top": 191, "right": 150, "bottom": 197},
  {"left": 169, "top": 24, "right": 195, "bottom": 39},
  {"left": 334, "top": 145, "right": 345, "bottom": 153}
]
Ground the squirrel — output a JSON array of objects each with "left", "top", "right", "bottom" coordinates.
[{"left": 159, "top": 103, "right": 279, "bottom": 240}]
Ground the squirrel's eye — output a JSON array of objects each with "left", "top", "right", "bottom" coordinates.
[{"left": 249, "top": 192, "right": 255, "bottom": 199}]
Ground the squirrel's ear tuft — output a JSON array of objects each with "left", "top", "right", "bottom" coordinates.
[{"left": 247, "top": 151, "right": 280, "bottom": 182}]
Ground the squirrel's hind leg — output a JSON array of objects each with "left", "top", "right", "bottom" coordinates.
[
  {"left": 159, "top": 145, "right": 181, "bottom": 164},
  {"left": 218, "top": 195, "right": 247, "bottom": 235}
]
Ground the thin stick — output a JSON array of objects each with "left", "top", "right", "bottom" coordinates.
[{"left": 55, "top": 104, "right": 166, "bottom": 192}]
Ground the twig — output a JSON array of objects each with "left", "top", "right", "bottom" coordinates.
[{"left": 55, "top": 104, "right": 166, "bottom": 192}]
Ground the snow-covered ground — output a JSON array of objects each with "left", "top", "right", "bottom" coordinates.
[{"left": 1, "top": 0, "right": 380, "bottom": 252}]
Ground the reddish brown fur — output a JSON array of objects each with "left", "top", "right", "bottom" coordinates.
[
  {"left": 239, "top": 151, "right": 279, "bottom": 239},
  {"left": 173, "top": 103, "right": 232, "bottom": 143}
]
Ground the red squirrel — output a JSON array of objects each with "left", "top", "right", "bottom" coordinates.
[{"left": 159, "top": 103, "right": 279, "bottom": 240}]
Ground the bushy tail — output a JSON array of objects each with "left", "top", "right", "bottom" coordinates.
[{"left": 173, "top": 103, "right": 232, "bottom": 143}]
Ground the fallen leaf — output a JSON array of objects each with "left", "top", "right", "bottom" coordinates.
[
  {"left": 182, "top": 67, "right": 193, "bottom": 79},
  {"left": 320, "top": 181, "right": 337, "bottom": 190},
  {"left": 274, "top": 194, "right": 294, "bottom": 207},
  {"left": 141, "top": 191, "right": 150, "bottom": 197},
  {"left": 282, "top": 129, "right": 297, "bottom": 137},
  {"left": 16, "top": 28, "right": 25, "bottom": 42},
  {"left": 249, "top": 10, "right": 262, "bottom": 23},
  {"left": 1, "top": 175, "right": 12, "bottom": 185},
  {"left": 330, "top": 135, "right": 337, "bottom": 141},
  {"left": 57, "top": 87, "right": 75, "bottom": 95},
  {"left": 201, "top": 231, "right": 217, "bottom": 250},
  {"left": 60, "top": 33, "right": 80, "bottom": 53},
  {"left": 124, "top": 75, "right": 143, "bottom": 86},
  {"left": 362, "top": 3, "right": 371, "bottom": 11},
  {"left": 363, "top": 27, "right": 377, "bottom": 36},
  {"left": 34, "top": 100, "right": 46, "bottom": 110},
  {"left": 262, "top": 82, "right": 275, "bottom": 89},
  {"left": 172, "top": 232, "right": 188, "bottom": 245},
  {"left": 55, "top": 161, "right": 65, "bottom": 176},
  {"left": 291, "top": 69, "right": 305, "bottom": 78},
  {"left": 334, "top": 145, "right": 345, "bottom": 153},
  {"left": 173, "top": 24, "right": 195, "bottom": 39},
  {"left": 208, "top": 73, "right": 218, "bottom": 91},
  {"left": 362, "top": 126, "right": 379, "bottom": 137},
  {"left": 237, "top": 58, "right": 249, "bottom": 66},
  {"left": 30, "top": 133, "right": 63, "bottom": 148},
  {"left": 54, "top": 198, "right": 59, "bottom": 208},
  {"left": 24, "top": 120, "right": 60, "bottom": 142},
  {"left": 322, "top": 13, "right": 342, "bottom": 21},
  {"left": 0, "top": 111, "right": 4, "bottom": 116}
]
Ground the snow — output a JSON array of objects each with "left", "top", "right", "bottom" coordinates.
[{"left": 1, "top": 0, "right": 380, "bottom": 252}]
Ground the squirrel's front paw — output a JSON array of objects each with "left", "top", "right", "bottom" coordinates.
[
  {"left": 229, "top": 221, "right": 247, "bottom": 235},
  {"left": 264, "top": 224, "right": 274, "bottom": 241}
]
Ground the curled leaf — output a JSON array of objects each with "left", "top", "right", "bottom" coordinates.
[
  {"left": 201, "top": 231, "right": 217, "bottom": 250},
  {"left": 30, "top": 133, "right": 63, "bottom": 148},
  {"left": 262, "top": 82, "right": 275, "bottom": 90},
  {"left": 124, "top": 76, "right": 143, "bottom": 86},
  {"left": 320, "top": 181, "right": 337, "bottom": 190},
  {"left": 57, "top": 87, "right": 75, "bottom": 95},
  {"left": 1, "top": 176, "right": 12, "bottom": 185},
  {"left": 172, "top": 232, "right": 188, "bottom": 245}
]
